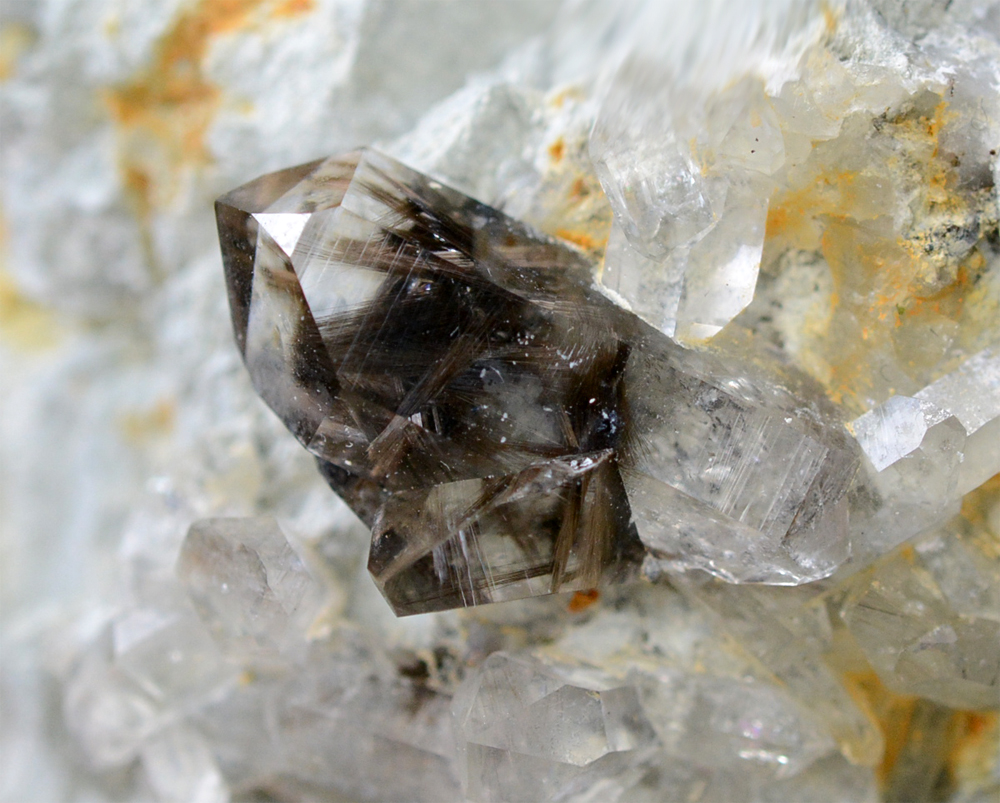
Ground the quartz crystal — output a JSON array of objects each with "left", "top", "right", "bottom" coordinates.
[
  {"left": 451, "top": 613, "right": 850, "bottom": 802},
  {"left": 188, "top": 629, "right": 461, "bottom": 801},
  {"left": 451, "top": 652, "right": 657, "bottom": 802},
  {"left": 631, "top": 666, "right": 835, "bottom": 778},
  {"left": 216, "top": 148, "right": 859, "bottom": 613},
  {"left": 841, "top": 513, "right": 1000, "bottom": 710},
  {"left": 177, "top": 518, "right": 326, "bottom": 661},
  {"left": 593, "top": 2, "right": 1000, "bottom": 356},
  {"left": 676, "top": 575, "right": 885, "bottom": 764},
  {"left": 139, "top": 725, "right": 228, "bottom": 803},
  {"left": 847, "top": 347, "right": 1000, "bottom": 561}
]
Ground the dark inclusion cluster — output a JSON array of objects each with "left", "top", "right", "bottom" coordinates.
[{"left": 216, "top": 149, "right": 859, "bottom": 615}]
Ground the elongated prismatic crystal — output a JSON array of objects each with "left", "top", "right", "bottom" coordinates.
[{"left": 215, "top": 149, "right": 859, "bottom": 614}]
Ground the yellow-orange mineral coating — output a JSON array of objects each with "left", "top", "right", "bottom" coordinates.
[
  {"left": 762, "top": 93, "right": 998, "bottom": 415},
  {"left": 105, "top": 0, "right": 317, "bottom": 223}
]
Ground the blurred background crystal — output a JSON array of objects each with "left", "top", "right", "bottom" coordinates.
[{"left": 1, "top": 0, "right": 997, "bottom": 801}]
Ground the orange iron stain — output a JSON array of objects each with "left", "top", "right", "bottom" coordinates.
[
  {"left": 568, "top": 589, "right": 600, "bottom": 612},
  {"left": 548, "top": 137, "right": 565, "bottom": 163},
  {"left": 569, "top": 176, "right": 591, "bottom": 200},
  {"left": 273, "top": 0, "right": 315, "bottom": 15},
  {"left": 105, "top": 0, "right": 268, "bottom": 219},
  {"left": 841, "top": 669, "right": 919, "bottom": 789},
  {"left": 555, "top": 228, "right": 605, "bottom": 253}
]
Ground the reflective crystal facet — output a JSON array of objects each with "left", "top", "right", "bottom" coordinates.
[
  {"left": 678, "top": 575, "right": 885, "bottom": 765},
  {"left": 628, "top": 344, "right": 859, "bottom": 585},
  {"left": 190, "top": 630, "right": 461, "bottom": 801},
  {"left": 140, "top": 724, "right": 228, "bottom": 803},
  {"left": 216, "top": 149, "right": 860, "bottom": 613}
]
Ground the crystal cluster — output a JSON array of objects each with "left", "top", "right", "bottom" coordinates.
[
  {"left": 216, "top": 148, "right": 861, "bottom": 613},
  {"left": 2, "top": 1, "right": 999, "bottom": 802},
  {"left": 592, "top": 1, "right": 1000, "bottom": 353}
]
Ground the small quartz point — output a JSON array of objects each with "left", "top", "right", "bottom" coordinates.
[
  {"left": 216, "top": 149, "right": 860, "bottom": 614},
  {"left": 451, "top": 652, "right": 657, "bottom": 802},
  {"left": 112, "top": 590, "right": 235, "bottom": 708},
  {"left": 177, "top": 518, "right": 325, "bottom": 659},
  {"left": 190, "top": 631, "right": 460, "bottom": 801},
  {"left": 632, "top": 667, "right": 835, "bottom": 780},
  {"left": 63, "top": 630, "right": 163, "bottom": 770},
  {"left": 591, "top": 57, "right": 786, "bottom": 346},
  {"left": 674, "top": 575, "right": 885, "bottom": 767},
  {"left": 848, "top": 345, "right": 1000, "bottom": 561},
  {"left": 452, "top": 648, "right": 840, "bottom": 802},
  {"left": 840, "top": 514, "right": 1000, "bottom": 710},
  {"left": 63, "top": 593, "right": 237, "bottom": 773}
]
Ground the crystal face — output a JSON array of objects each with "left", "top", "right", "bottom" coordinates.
[{"left": 215, "top": 148, "right": 859, "bottom": 613}]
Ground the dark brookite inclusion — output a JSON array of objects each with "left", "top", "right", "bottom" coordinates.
[{"left": 215, "top": 149, "right": 860, "bottom": 615}]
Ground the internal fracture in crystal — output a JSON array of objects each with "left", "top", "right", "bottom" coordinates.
[{"left": 215, "top": 149, "right": 860, "bottom": 613}]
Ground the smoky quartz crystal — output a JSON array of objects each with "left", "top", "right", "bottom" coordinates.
[{"left": 215, "top": 149, "right": 859, "bottom": 614}]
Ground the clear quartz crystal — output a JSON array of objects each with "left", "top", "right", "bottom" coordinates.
[
  {"left": 190, "top": 631, "right": 461, "bottom": 801},
  {"left": 177, "top": 518, "right": 326, "bottom": 660},
  {"left": 63, "top": 636, "right": 162, "bottom": 770},
  {"left": 633, "top": 668, "right": 835, "bottom": 779},
  {"left": 599, "top": 220, "right": 684, "bottom": 338},
  {"left": 593, "top": 1, "right": 1000, "bottom": 359},
  {"left": 452, "top": 652, "right": 657, "bottom": 802},
  {"left": 112, "top": 594, "right": 235, "bottom": 709},
  {"left": 215, "top": 148, "right": 859, "bottom": 613},
  {"left": 848, "top": 346, "right": 1000, "bottom": 562},
  {"left": 841, "top": 514, "right": 1000, "bottom": 710},
  {"left": 627, "top": 343, "right": 858, "bottom": 585},
  {"left": 671, "top": 179, "right": 769, "bottom": 342},
  {"left": 676, "top": 575, "right": 884, "bottom": 765}
]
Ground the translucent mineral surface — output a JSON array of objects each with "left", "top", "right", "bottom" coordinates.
[{"left": 2, "top": 0, "right": 999, "bottom": 802}]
